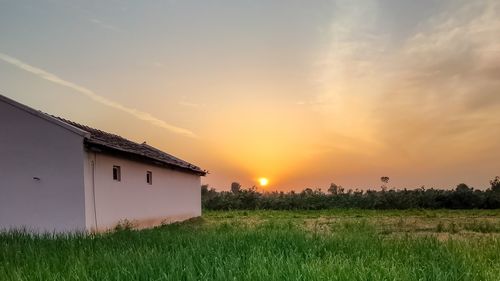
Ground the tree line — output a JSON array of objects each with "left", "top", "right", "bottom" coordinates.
[{"left": 201, "top": 176, "right": 500, "bottom": 210}]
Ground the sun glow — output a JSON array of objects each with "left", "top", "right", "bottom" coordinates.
[{"left": 259, "top": 178, "right": 269, "bottom": 187}]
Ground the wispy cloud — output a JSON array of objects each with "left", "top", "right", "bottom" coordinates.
[
  {"left": 88, "top": 18, "right": 125, "bottom": 33},
  {"left": 0, "top": 52, "right": 197, "bottom": 138},
  {"left": 178, "top": 101, "right": 205, "bottom": 108},
  {"left": 313, "top": 0, "right": 500, "bottom": 166}
]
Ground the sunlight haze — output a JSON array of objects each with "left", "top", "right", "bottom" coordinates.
[{"left": 1, "top": 0, "right": 499, "bottom": 190}]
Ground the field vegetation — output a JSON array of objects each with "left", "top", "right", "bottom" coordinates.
[
  {"left": 202, "top": 177, "right": 500, "bottom": 210},
  {"left": 1, "top": 210, "right": 500, "bottom": 281}
]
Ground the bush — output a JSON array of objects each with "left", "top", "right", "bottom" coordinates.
[{"left": 201, "top": 177, "right": 500, "bottom": 210}]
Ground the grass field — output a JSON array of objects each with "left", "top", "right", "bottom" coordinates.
[{"left": 1, "top": 210, "right": 500, "bottom": 281}]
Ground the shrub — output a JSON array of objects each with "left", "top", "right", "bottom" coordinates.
[{"left": 202, "top": 177, "right": 500, "bottom": 210}]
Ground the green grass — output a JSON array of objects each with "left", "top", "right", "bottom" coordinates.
[{"left": 1, "top": 210, "right": 500, "bottom": 281}]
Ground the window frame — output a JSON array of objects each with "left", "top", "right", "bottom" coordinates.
[
  {"left": 146, "top": 171, "right": 153, "bottom": 185},
  {"left": 113, "top": 165, "right": 121, "bottom": 182}
]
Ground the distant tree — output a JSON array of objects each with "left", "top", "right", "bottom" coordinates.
[
  {"left": 201, "top": 184, "right": 209, "bottom": 196},
  {"left": 200, "top": 176, "right": 500, "bottom": 210},
  {"left": 380, "top": 176, "right": 390, "bottom": 191},
  {"left": 302, "top": 188, "right": 314, "bottom": 195},
  {"left": 456, "top": 183, "right": 472, "bottom": 193},
  {"left": 491, "top": 176, "right": 500, "bottom": 192},
  {"left": 328, "top": 183, "right": 344, "bottom": 195},
  {"left": 231, "top": 182, "right": 242, "bottom": 194}
]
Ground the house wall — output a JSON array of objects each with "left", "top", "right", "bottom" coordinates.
[
  {"left": 83, "top": 152, "right": 97, "bottom": 231},
  {"left": 84, "top": 152, "right": 201, "bottom": 231},
  {"left": 0, "top": 100, "right": 87, "bottom": 233}
]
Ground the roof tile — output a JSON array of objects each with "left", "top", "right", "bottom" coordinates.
[{"left": 55, "top": 117, "right": 206, "bottom": 175}]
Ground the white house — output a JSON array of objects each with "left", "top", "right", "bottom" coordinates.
[{"left": 0, "top": 94, "right": 206, "bottom": 233}]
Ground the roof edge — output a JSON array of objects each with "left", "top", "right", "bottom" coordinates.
[
  {"left": 0, "top": 94, "right": 90, "bottom": 138},
  {"left": 86, "top": 141, "right": 207, "bottom": 176}
]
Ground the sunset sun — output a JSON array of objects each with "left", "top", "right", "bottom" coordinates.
[{"left": 259, "top": 178, "right": 269, "bottom": 187}]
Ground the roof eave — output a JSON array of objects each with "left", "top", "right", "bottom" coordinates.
[{"left": 85, "top": 141, "right": 206, "bottom": 176}]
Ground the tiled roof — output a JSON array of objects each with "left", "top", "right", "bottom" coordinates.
[{"left": 56, "top": 117, "right": 206, "bottom": 176}]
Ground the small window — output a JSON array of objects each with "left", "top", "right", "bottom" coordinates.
[
  {"left": 113, "top": 166, "right": 121, "bottom": 181},
  {"left": 146, "top": 171, "right": 152, "bottom": 185}
]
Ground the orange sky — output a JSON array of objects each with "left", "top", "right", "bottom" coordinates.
[{"left": 1, "top": 0, "right": 499, "bottom": 190}]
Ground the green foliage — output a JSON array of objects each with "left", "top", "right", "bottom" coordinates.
[
  {"left": 462, "top": 220, "right": 500, "bottom": 233},
  {"left": 203, "top": 177, "right": 500, "bottom": 210},
  {"left": 114, "top": 219, "right": 134, "bottom": 231},
  {"left": 491, "top": 176, "right": 500, "bottom": 192},
  {"left": 436, "top": 222, "right": 445, "bottom": 232},
  {"left": 230, "top": 182, "right": 242, "bottom": 194},
  {"left": 1, "top": 211, "right": 500, "bottom": 281},
  {"left": 328, "top": 183, "right": 344, "bottom": 195}
]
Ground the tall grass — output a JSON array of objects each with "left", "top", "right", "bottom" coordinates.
[{"left": 1, "top": 212, "right": 499, "bottom": 281}]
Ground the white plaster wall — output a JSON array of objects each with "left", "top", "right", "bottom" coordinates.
[
  {"left": 83, "top": 152, "right": 97, "bottom": 231},
  {"left": 0, "top": 101, "right": 87, "bottom": 233},
  {"left": 88, "top": 152, "right": 201, "bottom": 231}
]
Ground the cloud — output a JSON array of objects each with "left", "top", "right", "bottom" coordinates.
[
  {"left": 314, "top": 0, "right": 500, "bottom": 167},
  {"left": 0, "top": 52, "right": 197, "bottom": 138},
  {"left": 88, "top": 18, "right": 125, "bottom": 33},
  {"left": 178, "top": 101, "right": 204, "bottom": 108},
  {"left": 379, "top": 1, "right": 500, "bottom": 145}
]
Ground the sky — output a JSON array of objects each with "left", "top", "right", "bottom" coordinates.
[{"left": 1, "top": 0, "right": 499, "bottom": 191}]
